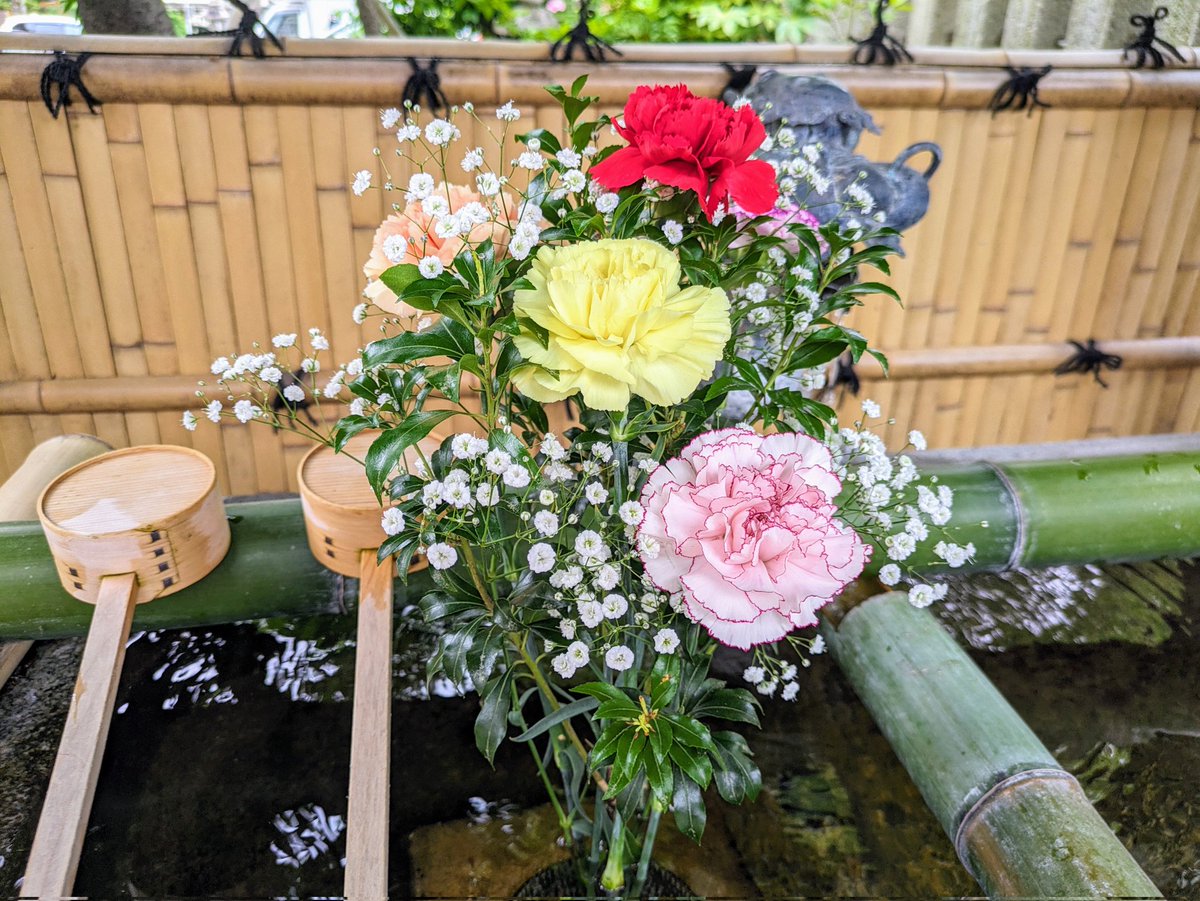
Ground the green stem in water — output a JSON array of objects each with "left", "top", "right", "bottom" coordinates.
[
  {"left": 600, "top": 811, "right": 626, "bottom": 893},
  {"left": 627, "top": 804, "right": 663, "bottom": 898}
]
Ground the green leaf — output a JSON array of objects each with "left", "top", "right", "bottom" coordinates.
[
  {"left": 364, "top": 411, "right": 456, "bottom": 496},
  {"left": 362, "top": 318, "right": 475, "bottom": 369},
  {"left": 467, "top": 628, "right": 505, "bottom": 686},
  {"left": 648, "top": 716, "right": 673, "bottom": 766},
  {"left": 712, "top": 730, "right": 762, "bottom": 804},
  {"left": 417, "top": 591, "right": 488, "bottom": 623},
  {"left": 332, "top": 415, "right": 374, "bottom": 452},
  {"left": 512, "top": 696, "right": 599, "bottom": 743},
  {"left": 665, "top": 714, "right": 717, "bottom": 753},
  {"left": 689, "top": 687, "right": 760, "bottom": 727},
  {"left": 438, "top": 628, "right": 475, "bottom": 686},
  {"left": 671, "top": 770, "right": 707, "bottom": 843},
  {"left": 588, "top": 722, "right": 631, "bottom": 767},
  {"left": 379, "top": 262, "right": 422, "bottom": 298},
  {"left": 377, "top": 535, "right": 417, "bottom": 579},
  {"left": 649, "top": 655, "right": 681, "bottom": 709},
  {"left": 475, "top": 670, "right": 515, "bottom": 765},
  {"left": 643, "top": 743, "right": 674, "bottom": 807},
  {"left": 669, "top": 739, "right": 713, "bottom": 789},
  {"left": 424, "top": 362, "right": 462, "bottom": 403}
]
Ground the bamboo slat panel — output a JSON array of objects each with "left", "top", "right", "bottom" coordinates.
[{"left": 1, "top": 46, "right": 1199, "bottom": 493}]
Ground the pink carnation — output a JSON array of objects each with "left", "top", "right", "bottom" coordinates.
[
  {"left": 731, "top": 200, "right": 827, "bottom": 256},
  {"left": 637, "top": 429, "right": 867, "bottom": 650}
]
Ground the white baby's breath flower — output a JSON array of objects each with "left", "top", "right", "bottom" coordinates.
[
  {"left": 424, "top": 119, "right": 460, "bottom": 146},
  {"left": 908, "top": 429, "right": 927, "bottom": 451},
  {"left": 551, "top": 653, "right": 576, "bottom": 679},
  {"left": 601, "top": 593, "right": 627, "bottom": 619},
  {"left": 426, "top": 542, "right": 458, "bottom": 570},
  {"left": 210, "top": 356, "right": 230, "bottom": 376},
  {"left": 282, "top": 384, "right": 306, "bottom": 403},
  {"left": 272, "top": 333, "right": 297, "bottom": 348},
  {"left": 908, "top": 584, "right": 935, "bottom": 608},
  {"left": 301, "top": 358, "right": 320, "bottom": 373},
  {"left": 502, "top": 465, "right": 531, "bottom": 489},
  {"left": 533, "top": 510, "right": 559, "bottom": 536},
  {"left": 515, "top": 151, "right": 543, "bottom": 171},
  {"left": 594, "top": 564, "right": 620, "bottom": 591},
  {"left": 351, "top": 303, "right": 369, "bottom": 325},
  {"left": 745, "top": 282, "right": 767, "bottom": 303},
  {"left": 496, "top": 101, "right": 521, "bottom": 122},
  {"left": 466, "top": 170, "right": 499, "bottom": 196},
  {"left": 258, "top": 366, "right": 282, "bottom": 384},
  {"left": 584, "top": 482, "right": 608, "bottom": 506},
  {"left": 555, "top": 148, "right": 582, "bottom": 167},
  {"left": 661, "top": 220, "right": 684, "bottom": 245},
  {"left": 528, "top": 542, "right": 556, "bottom": 573},
  {"left": 461, "top": 147, "right": 484, "bottom": 172},
  {"left": 574, "top": 530, "right": 609, "bottom": 563},
  {"left": 578, "top": 600, "right": 603, "bottom": 628},
  {"left": 561, "top": 169, "right": 586, "bottom": 193},
  {"left": 349, "top": 397, "right": 366, "bottom": 416},
  {"left": 418, "top": 256, "right": 444, "bottom": 279},
  {"left": 595, "top": 192, "right": 619, "bottom": 214},
  {"left": 352, "top": 169, "right": 371, "bottom": 196},
  {"left": 406, "top": 173, "right": 435, "bottom": 201},
  {"left": 381, "top": 507, "right": 405, "bottom": 536},
  {"left": 605, "top": 645, "right": 634, "bottom": 672},
  {"left": 484, "top": 449, "right": 512, "bottom": 474},
  {"left": 653, "top": 628, "right": 679, "bottom": 654},
  {"left": 878, "top": 563, "right": 902, "bottom": 586},
  {"left": 380, "top": 107, "right": 402, "bottom": 129},
  {"left": 862, "top": 398, "right": 881, "bottom": 418},
  {"left": 181, "top": 410, "right": 198, "bottom": 431},
  {"left": 475, "top": 484, "right": 500, "bottom": 507},
  {"left": 885, "top": 532, "right": 917, "bottom": 562},
  {"left": 637, "top": 533, "right": 661, "bottom": 559},
  {"left": 781, "top": 682, "right": 800, "bottom": 701},
  {"left": 233, "top": 399, "right": 261, "bottom": 423},
  {"left": 742, "top": 665, "right": 765, "bottom": 685},
  {"left": 396, "top": 123, "right": 421, "bottom": 143}
]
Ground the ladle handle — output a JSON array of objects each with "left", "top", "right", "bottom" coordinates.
[
  {"left": 22, "top": 571, "right": 138, "bottom": 898},
  {"left": 344, "top": 551, "right": 395, "bottom": 900}
]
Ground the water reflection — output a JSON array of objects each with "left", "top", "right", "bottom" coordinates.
[{"left": 269, "top": 804, "right": 346, "bottom": 870}]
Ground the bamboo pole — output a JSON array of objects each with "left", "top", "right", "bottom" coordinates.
[
  {"left": 1, "top": 336, "right": 1197, "bottom": 417},
  {"left": 0, "top": 435, "right": 112, "bottom": 692},
  {"left": 822, "top": 591, "right": 1162, "bottom": 898}
]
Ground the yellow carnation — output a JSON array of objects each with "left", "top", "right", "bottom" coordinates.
[{"left": 512, "top": 239, "right": 730, "bottom": 411}]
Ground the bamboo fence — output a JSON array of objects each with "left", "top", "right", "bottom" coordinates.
[{"left": 1, "top": 38, "right": 1200, "bottom": 494}]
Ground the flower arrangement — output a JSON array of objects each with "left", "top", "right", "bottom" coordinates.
[{"left": 192, "top": 77, "right": 973, "bottom": 893}]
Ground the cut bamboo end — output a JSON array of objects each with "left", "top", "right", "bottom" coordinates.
[
  {"left": 298, "top": 431, "right": 439, "bottom": 577},
  {"left": 37, "top": 445, "right": 231, "bottom": 605}
]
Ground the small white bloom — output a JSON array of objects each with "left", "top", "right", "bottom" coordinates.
[
  {"left": 661, "top": 220, "right": 684, "bottom": 245},
  {"left": 440, "top": 482, "right": 473, "bottom": 509},
  {"left": 555, "top": 148, "right": 582, "bottom": 167},
  {"left": 566, "top": 640, "right": 589, "bottom": 667},
  {"left": 637, "top": 533, "right": 661, "bottom": 560},
  {"left": 418, "top": 256, "right": 444, "bottom": 279},
  {"left": 533, "top": 510, "right": 559, "bottom": 536},
  {"left": 595, "top": 192, "right": 620, "bottom": 214},
  {"left": 475, "top": 172, "right": 501, "bottom": 196},
  {"left": 539, "top": 489, "right": 556, "bottom": 506},
  {"left": 550, "top": 566, "right": 584, "bottom": 590},
  {"left": 421, "top": 481, "right": 444, "bottom": 508},
  {"left": 617, "top": 501, "right": 644, "bottom": 527},
  {"left": 272, "top": 333, "right": 297, "bottom": 348},
  {"left": 781, "top": 682, "right": 800, "bottom": 701},
  {"left": 210, "top": 356, "right": 230, "bottom": 376},
  {"left": 878, "top": 563, "right": 902, "bottom": 586},
  {"left": 475, "top": 484, "right": 500, "bottom": 507},
  {"left": 594, "top": 564, "right": 620, "bottom": 591},
  {"left": 601, "top": 594, "right": 628, "bottom": 619},
  {"left": 396, "top": 123, "right": 421, "bottom": 142},
  {"left": 502, "top": 465, "right": 531, "bottom": 489},
  {"left": 885, "top": 532, "right": 917, "bottom": 562},
  {"left": 810, "top": 634, "right": 826, "bottom": 655},
  {"left": 351, "top": 303, "right": 368, "bottom": 325},
  {"left": 862, "top": 398, "right": 881, "bottom": 419},
  {"left": 461, "top": 147, "right": 484, "bottom": 172},
  {"left": 422, "top": 195, "right": 450, "bottom": 218},
  {"left": 905, "top": 518, "right": 929, "bottom": 541},
  {"left": 381, "top": 507, "right": 405, "bottom": 536},
  {"left": 745, "top": 282, "right": 767, "bottom": 303},
  {"left": 181, "top": 410, "right": 198, "bottom": 431},
  {"left": 653, "top": 628, "right": 679, "bottom": 654},
  {"left": 551, "top": 653, "right": 575, "bottom": 679},
  {"left": 908, "top": 429, "right": 927, "bottom": 450},
  {"left": 352, "top": 169, "right": 371, "bottom": 196},
  {"left": 256, "top": 366, "right": 282, "bottom": 385},
  {"left": 908, "top": 584, "right": 936, "bottom": 608},
  {"left": 584, "top": 482, "right": 608, "bottom": 506},
  {"left": 574, "top": 530, "right": 610, "bottom": 563},
  {"left": 578, "top": 600, "right": 604, "bottom": 628},
  {"left": 743, "top": 666, "right": 765, "bottom": 685},
  {"left": 559, "top": 618, "right": 577, "bottom": 640},
  {"left": 561, "top": 169, "right": 587, "bottom": 193},
  {"left": 233, "top": 399, "right": 260, "bottom": 423},
  {"left": 605, "top": 645, "right": 635, "bottom": 672},
  {"left": 515, "top": 151, "right": 544, "bottom": 171},
  {"left": 283, "top": 384, "right": 306, "bottom": 403},
  {"left": 509, "top": 236, "right": 534, "bottom": 261},
  {"left": 380, "top": 107, "right": 402, "bottom": 129},
  {"left": 424, "top": 119, "right": 460, "bottom": 146},
  {"left": 528, "top": 542, "right": 556, "bottom": 573},
  {"left": 406, "top": 173, "right": 435, "bottom": 201},
  {"left": 347, "top": 394, "right": 365, "bottom": 416},
  {"left": 443, "top": 469, "right": 470, "bottom": 487},
  {"left": 484, "top": 449, "right": 512, "bottom": 474},
  {"left": 309, "top": 332, "right": 329, "bottom": 352},
  {"left": 426, "top": 542, "right": 458, "bottom": 570},
  {"left": 496, "top": 101, "right": 521, "bottom": 122},
  {"left": 756, "top": 679, "right": 779, "bottom": 697}
]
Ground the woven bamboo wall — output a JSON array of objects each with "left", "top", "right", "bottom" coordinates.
[{"left": 1, "top": 38, "right": 1200, "bottom": 495}]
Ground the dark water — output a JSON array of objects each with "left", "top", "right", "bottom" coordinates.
[{"left": 2, "top": 562, "right": 1198, "bottom": 897}]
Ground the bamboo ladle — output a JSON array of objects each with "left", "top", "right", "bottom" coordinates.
[
  {"left": 297, "top": 431, "right": 437, "bottom": 900},
  {"left": 22, "top": 446, "right": 230, "bottom": 898}
]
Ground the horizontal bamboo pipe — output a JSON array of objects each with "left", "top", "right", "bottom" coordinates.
[
  {"left": 1, "top": 337, "right": 1195, "bottom": 415},
  {"left": 0, "top": 447, "right": 1197, "bottom": 638},
  {"left": 0, "top": 34, "right": 1195, "bottom": 68},
  {"left": 823, "top": 592, "right": 1162, "bottom": 897},
  {"left": 1, "top": 48, "right": 1199, "bottom": 108}
]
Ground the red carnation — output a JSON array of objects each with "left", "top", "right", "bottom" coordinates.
[{"left": 591, "top": 84, "right": 779, "bottom": 221}]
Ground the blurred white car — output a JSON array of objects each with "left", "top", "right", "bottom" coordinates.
[
  {"left": 260, "top": 1, "right": 361, "bottom": 39},
  {"left": 0, "top": 14, "right": 83, "bottom": 35}
]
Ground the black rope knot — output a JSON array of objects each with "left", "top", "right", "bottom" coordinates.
[
  {"left": 190, "top": 0, "right": 283, "bottom": 58},
  {"left": 1054, "top": 339, "right": 1123, "bottom": 388},
  {"left": 988, "top": 65, "right": 1052, "bottom": 116},
  {"left": 550, "top": 0, "right": 621, "bottom": 63},
  {"left": 851, "top": 0, "right": 912, "bottom": 66},
  {"left": 402, "top": 59, "right": 449, "bottom": 116},
  {"left": 1124, "top": 6, "right": 1185, "bottom": 68},
  {"left": 40, "top": 51, "right": 100, "bottom": 119}
]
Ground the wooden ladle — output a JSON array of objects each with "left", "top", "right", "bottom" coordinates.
[{"left": 23, "top": 446, "right": 230, "bottom": 898}]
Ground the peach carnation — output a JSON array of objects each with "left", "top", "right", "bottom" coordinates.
[
  {"left": 638, "top": 428, "right": 867, "bottom": 650},
  {"left": 362, "top": 183, "right": 517, "bottom": 316}
]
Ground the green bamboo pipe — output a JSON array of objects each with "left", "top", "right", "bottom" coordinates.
[
  {"left": 822, "top": 591, "right": 1162, "bottom": 898},
  {"left": 0, "top": 450, "right": 1197, "bottom": 638},
  {"left": 876, "top": 451, "right": 1200, "bottom": 573}
]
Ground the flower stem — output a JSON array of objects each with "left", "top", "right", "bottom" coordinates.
[
  {"left": 627, "top": 805, "right": 662, "bottom": 898},
  {"left": 600, "top": 811, "right": 626, "bottom": 892}
]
